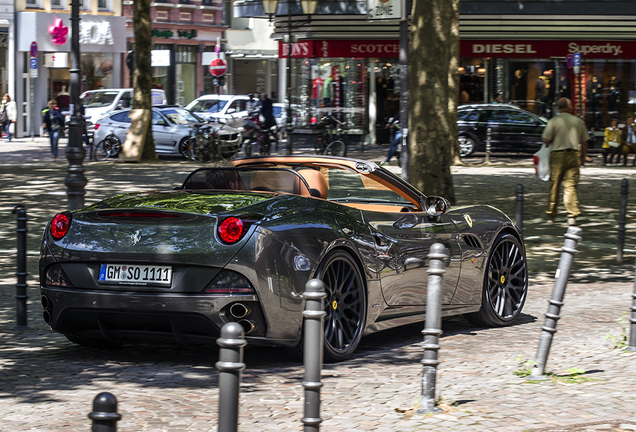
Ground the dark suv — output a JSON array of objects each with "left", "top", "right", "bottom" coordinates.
[{"left": 457, "top": 104, "right": 548, "bottom": 157}]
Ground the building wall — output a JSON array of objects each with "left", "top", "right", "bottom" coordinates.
[{"left": 122, "top": 0, "right": 226, "bottom": 106}]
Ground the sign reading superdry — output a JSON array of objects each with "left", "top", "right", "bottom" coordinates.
[{"left": 461, "top": 40, "right": 636, "bottom": 59}]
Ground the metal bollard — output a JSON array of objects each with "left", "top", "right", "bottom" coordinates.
[
  {"left": 528, "top": 226, "right": 582, "bottom": 380},
  {"left": 12, "top": 205, "right": 28, "bottom": 328},
  {"left": 515, "top": 184, "right": 524, "bottom": 234},
  {"left": 416, "top": 243, "right": 447, "bottom": 414},
  {"left": 617, "top": 178, "right": 628, "bottom": 263},
  {"left": 216, "top": 322, "right": 247, "bottom": 432},
  {"left": 88, "top": 392, "right": 121, "bottom": 432},
  {"left": 485, "top": 127, "right": 492, "bottom": 164},
  {"left": 301, "top": 279, "right": 327, "bottom": 432},
  {"left": 626, "top": 255, "right": 636, "bottom": 352}
]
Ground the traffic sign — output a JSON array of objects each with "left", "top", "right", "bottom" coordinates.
[
  {"left": 573, "top": 52, "right": 581, "bottom": 74},
  {"left": 209, "top": 58, "right": 227, "bottom": 77},
  {"left": 30, "top": 41, "right": 38, "bottom": 58},
  {"left": 29, "top": 57, "right": 38, "bottom": 78},
  {"left": 566, "top": 54, "right": 573, "bottom": 69}
]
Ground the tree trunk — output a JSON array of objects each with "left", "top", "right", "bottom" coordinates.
[
  {"left": 132, "top": 0, "right": 156, "bottom": 161},
  {"left": 407, "top": 0, "right": 459, "bottom": 203}
]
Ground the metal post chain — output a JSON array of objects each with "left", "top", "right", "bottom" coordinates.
[
  {"left": 301, "top": 279, "right": 327, "bottom": 432},
  {"left": 12, "top": 204, "right": 27, "bottom": 329},
  {"left": 617, "top": 178, "right": 628, "bottom": 263},
  {"left": 529, "top": 226, "right": 582, "bottom": 380},
  {"left": 88, "top": 392, "right": 121, "bottom": 432},
  {"left": 416, "top": 243, "right": 447, "bottom": 414},
  {"left": 626, "top": 254, "right": 636, "bottom": 352},
  {"left": 516, "top": 184, "right": 524, "bottom": 234},
  {"left": 216, "top": 322, "right": 247, "bottom": 432}
]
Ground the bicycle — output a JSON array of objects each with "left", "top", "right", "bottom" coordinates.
[
  {"left": 313, "top": 115, "right": 347, "bottom": 157},
  {"left": 243, "top": 113, "right": 278, "bottom": 157},
  {"left": 95, "top": 134, "right": 122, "bottom": 161}
]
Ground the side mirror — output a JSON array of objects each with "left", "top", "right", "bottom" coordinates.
[
  {"left": 156, "top": 119, "right": 167, "bottom": 126},
  {"left": 227, "top": 108, "right": 236, "bottom": 114},
  {"left": 424, "top": 196, "right": 451, "bottom": 217}
]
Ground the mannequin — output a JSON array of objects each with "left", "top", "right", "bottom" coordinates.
[
  {"left": 312, "top": 74, "right": 323, "bottom": 108},
  {"left": 607, "top": 76, "right": 622, "bottom": 120},
  {"left": 587, "top": 76, "right": 603, "bottom": 130}
]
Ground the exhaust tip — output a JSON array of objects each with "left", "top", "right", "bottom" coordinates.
[
  {"left": 42, "top": 310, "right": 51, "bottom": 324},
  {"left": 41, "top": 295, "right": 50, "bottom": 310},
  {"left": 237, "top": 319, "right": 258, "bottom": 334},
  {"left": 229, "top": 303, "right": 251, "bottom": 319}
]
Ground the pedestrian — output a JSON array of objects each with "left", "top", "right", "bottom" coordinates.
[
  {"left": 0, "top": 94, "right": 17, "bottom": 141},
  {"left": 602, "top": 118, "right": 622, "bottom": 166},
  {"left": 621, "top": 115, "right": 636, "bottom": 166},
  {"left": 380, "top": 111, "right": 401, "bottom": 166},
  {"left": 42, "top": 99, "right": 65, "bottom": 160},
  {"left": 493, "top": 93, "right": 502, "bottom": 104},
  {"left": 246, "top": 93, "right": 259, "bottom": 113},
  {"left": 541, "top": 97, "right": 589, "bottom": 226}
]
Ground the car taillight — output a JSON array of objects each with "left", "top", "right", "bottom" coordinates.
[
  {"left": 50, "top": 213, "right": 71, "bottom": 240},
  {"left": 218, "top": 217, "right": 244, "bottom": 244},
  {"left": 94, "top": 123, "right": 100, "bottom": 130}
]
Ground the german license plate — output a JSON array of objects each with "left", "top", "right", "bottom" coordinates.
[{"left": 98, "top": 264, "right": 172, "bottom": 286}]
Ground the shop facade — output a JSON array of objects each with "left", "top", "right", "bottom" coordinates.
[
  {"left": 15, "top": 12, "right": 126, "bottom": 137},
  {"left": 460, "top": 40, "right": 636, "bottom": 131}
]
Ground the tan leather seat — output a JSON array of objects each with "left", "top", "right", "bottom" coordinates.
[{"left": 298, "top": 169, "right": 329, "bottom": 199}]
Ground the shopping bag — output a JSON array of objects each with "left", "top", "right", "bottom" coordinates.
[{"left": 533, "top": 144, "right": 550, "bottom": 182}]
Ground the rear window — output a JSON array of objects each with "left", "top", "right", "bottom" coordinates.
[
  {"left": 110, "top": 111, "right": 131, "bottom": 123},
  {"left": 186, "top": 99, "right": 228, "bottom": 113}
]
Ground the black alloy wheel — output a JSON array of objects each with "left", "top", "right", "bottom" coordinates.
[
  {"left": 317, "top": 250, "right": 367, "bottom": 362},
  {"left": 465, "top": 233, "right": 528, "bottom": 327},
  {"left": 97, "top": 134, "right": 122, "bottom": 161}
]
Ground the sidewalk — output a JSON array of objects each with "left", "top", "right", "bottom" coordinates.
[{"left": 1, "top": 141, "right": 636, "bottom": 431}]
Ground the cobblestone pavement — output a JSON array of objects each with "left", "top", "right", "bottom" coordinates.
[{"left": 1, "top": 138, "right": 636, "bottom": 431}]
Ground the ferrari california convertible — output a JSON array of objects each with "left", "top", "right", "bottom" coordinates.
[{"left": 40, "top": 156, "right": 528, "bottom": 361}]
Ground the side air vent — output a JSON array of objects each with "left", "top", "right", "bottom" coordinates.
[{"left": 462, "top": 234, "right": 482, "bottom": 249}]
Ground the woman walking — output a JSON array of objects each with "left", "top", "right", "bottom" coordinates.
[
  {"left": 42, "top": 100, "right": 65, "bottom": 160},
  {"left": 0, "top": 94, "right": 17, "bottom": 141}
]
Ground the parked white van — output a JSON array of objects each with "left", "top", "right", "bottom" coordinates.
[{"left": 80, "top": 88, "right": 168, "bottom": 123}]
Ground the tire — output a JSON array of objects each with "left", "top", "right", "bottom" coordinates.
[
  {"left": 464, "top": 233, "right": 528, "bottom": 327},
  {"left": 458, "top": 135, "right": 476, "bottom": 157},
  {"left": 64, "top": 334, "right": 121, "bottom": 349},
  {"left": 323, "top": 140, "right": 346, "bottom": 157},
  {"left": 96, "top": 135, "right": 122, "bottom": 161},
  {"left": 180, "top": 137, "right": 197, "bottom": 161}
]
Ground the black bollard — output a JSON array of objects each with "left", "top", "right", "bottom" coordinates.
[
  {"left": 529, "top": 226, "right": 582, "bottom": 380},
  {"left": 626, "top": 255, "right": 636, "bottom": 352},
  {"left": 12, "top": 205, "right": 27, "bottom": 328},
  {"left": 515, "top": 184, "right": 524, "bottom": 234},
  {"left": 617, "top": 178, "right": 628, "bottom": 263},
  {"left": 301, "top": 279, "right": 327, "bottom": 432},
  {"left": 216, "top": 322, "right": 246, "bottom": 432},
  {"left": 485, "top": 127, "right": 492, "bottom": 164},
  {"left": 416, "top": 243, "right": 447, "bottom": 414},
  {"left": 88, "top": 392, "right": 121, "bottom": 432}
]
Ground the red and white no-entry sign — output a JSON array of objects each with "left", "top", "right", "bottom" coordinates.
[{"left": 209, "top": 58, "right": 227, "bottom": 77}]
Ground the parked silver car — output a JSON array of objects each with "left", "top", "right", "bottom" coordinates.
[{"left": 92, "top": 107, "right": 241, "bottom": 160}]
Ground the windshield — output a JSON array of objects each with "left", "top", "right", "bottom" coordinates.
[
  {"left": 186, "top": 99, "right": 228, "bottom": 114},
  {"left": 82, "top": 91, "right": 120, "bottom": 108},
  {"left": 162, "top": 109, "right": 201, "bottom": 125}
]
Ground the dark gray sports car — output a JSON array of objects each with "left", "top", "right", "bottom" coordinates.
[{"left": 39, "top": 156, "right": 527, "bottom": 361}]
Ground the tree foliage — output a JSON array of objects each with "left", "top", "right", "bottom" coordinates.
[
  {"left": 407, "top": 0, "right": 459, "bottom": 203},
  {"left": 131, "top": 0, "right": 156, "bottom": 160}
]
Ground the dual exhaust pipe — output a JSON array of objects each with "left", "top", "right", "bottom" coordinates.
[
  {"left": 41, "top": 295, "right": 52, "bottom": 324},
  {"left": 228, "top": 303, "right": 258, "bottom": 334}
]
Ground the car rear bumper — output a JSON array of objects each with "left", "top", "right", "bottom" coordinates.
[{"left": 39, "top": 286, "right": 292, "bottom": 346}]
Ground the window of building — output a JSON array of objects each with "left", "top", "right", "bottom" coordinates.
[
  {"left": 201, "top": 0, "right": 214, "bottom": 5},
  {"left": 51, "top": 0, "right": 63, "bottom": 8},
  {"left": 26, "top": 0, "right": 39, "bottom": 7},
  {"left": 98, "top": 0, "right": 110, "bottom": 10}
]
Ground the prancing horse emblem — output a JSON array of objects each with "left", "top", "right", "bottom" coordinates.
[{"left": 131, "top": 230, "right": 141, "bottom": 246}]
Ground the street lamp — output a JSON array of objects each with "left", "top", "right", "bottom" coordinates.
[
  {"left": 263, "top": 0, "right": 318, "bottom": 155},
  {"left": 65, "top": 0, "right": 87, "bottom": 210}
]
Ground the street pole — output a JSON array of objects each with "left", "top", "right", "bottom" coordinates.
[
  {"left": 286, "top": 12, "right": 294, "bottom": 155},
  {"left": 65, "top": 0, "right": 87, "bottom": 210},
  {"left": 399, "top": 0, "right": 409, "bottom": 181}
]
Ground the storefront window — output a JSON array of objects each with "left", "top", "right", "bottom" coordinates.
[
  {"left": 80, "top": 53, "right": 114, "bottom": 92},
  {"left": 176, "top": 45, "right": 196, "bottom": 106},
  {"left": 153, "top": 44, "right": 171, "bottom": 94},
  {"left": 299, "top": 58, "right": 367, "bottom": 134}
]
